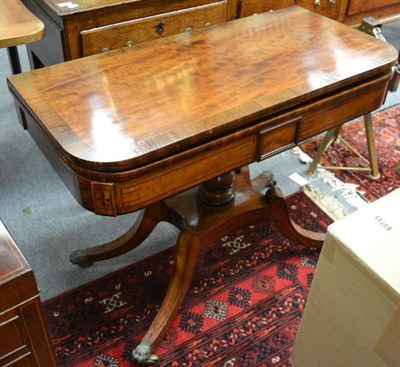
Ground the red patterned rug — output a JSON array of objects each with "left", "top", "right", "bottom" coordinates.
[
  {"left": 43, "top": 191, "right": 332, "bottom": 367},
  {"left": 301, "top": 104, "right": 400, "bottom": 202}
]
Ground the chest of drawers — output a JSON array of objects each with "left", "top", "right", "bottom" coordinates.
[
  {"left": 22, "top": 0, "right": 237, "bottom": 67},
  {"left": 80, "top": 1, "right": 228, "bottom": 56},
  {"left": 239, "top": 0, "right": 346, "bottom": 20},
  {"left": 0, "top": 221, "right": 57, "bottom": 367}
]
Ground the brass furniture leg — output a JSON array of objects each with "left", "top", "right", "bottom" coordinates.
[
  {"left": 363, "top": 112, "right": 379, "bottom": 179},
  {"left": 306, "top": 113, "right": 380, "bottom": 178},
  {"left": 306, "top": 126, "right": 341, "bottom": 176}
]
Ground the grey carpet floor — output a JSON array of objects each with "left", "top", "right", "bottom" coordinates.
[{"left": 0, "top": 21, "right": 398, "bottom": 300}]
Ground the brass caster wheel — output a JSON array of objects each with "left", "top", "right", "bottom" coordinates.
[
  {"left": 69, "top": 250, "right": 93, "bottom": 268},
  {"left": 147, "top": 354, "right": 159, "bottom": 366}
]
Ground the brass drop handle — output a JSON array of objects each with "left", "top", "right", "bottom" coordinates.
[
  {"left": 125, "top": 40, "right": 134, "bottom": 47},
  {"left": 314, "top": 0, "right": 321, "bottom": 7},
  {"left": 101, "top": 47, "right": 110, "bottom": 53},
  {"left": 185, "top": 27, "right": 193, "bottom": 32},
  {"left": 204, "top": 22, "right": 212, "bottom": 27},
  {"left": 329, "top": 0, "right": 336, "bottom": 5}
]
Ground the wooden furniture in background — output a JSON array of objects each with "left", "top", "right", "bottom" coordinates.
[
  {"left": 0, "top": 0, "right": 45, "bottom": 74},
  {"left": 239, "top": 0, "right": 400, "bottom": 24},
  {"left": 0, "top": 220, "right": 57, "bottom": 367},
  {"left": 8, "top": 7, "right": 397, "bottom": 365},
  {"left": 21, "top": 0, "right": 400, "bottom": 69},
  {"left": 239, "top": 0, "right": 347, "bottom": 20},
  {"left": 21, "top": 0, "right": 237, "bottom": 68},
  {"left": 343, "top": 0, "right": 400, "bottom": 25}
]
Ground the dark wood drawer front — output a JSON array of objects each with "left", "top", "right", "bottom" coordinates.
[
  {"left": 81, "top": 2, "right": 227, "bottom": 56},
  {"left": 258, "top": 117, "right": 300, "bottom": 160},
  {"left": 0, "top": 317, "right": 25, "bottom": 359},
  {"left": 347, "top": 0, "right": 399, "bottom": 15},
  {"left": 240, "top": 0, "right": 343, "bottom": 20},
  {"left": 7, "top": 357, "right": 33, "bottom": 367}
]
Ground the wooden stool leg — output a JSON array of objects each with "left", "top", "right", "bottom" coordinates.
[
  {"left": 363, "top": 112, "right": 380, "bottom": 179},
  {"left": 7, "top": 46, "right": 22, "bottom": 74},
  {"left": 132, "top": 230, "right": 202, "bottom": 365},
  {"left": 306, "top": 126, "right": 341, "bottom": 176}
]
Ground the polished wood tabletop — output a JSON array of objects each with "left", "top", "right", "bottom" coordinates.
[
  {"left": 0, "top": 0, "right": 45, "bottom": 47},
  {"left": 8, "top": 6, "right": 397, "bottom": 216},
  {"left": 9, "top": 7, "right": 395, "bottom": 165}
]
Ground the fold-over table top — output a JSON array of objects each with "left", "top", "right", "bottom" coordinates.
[{"left": 8, "top": 7, "right": 397, "bottom": 171}]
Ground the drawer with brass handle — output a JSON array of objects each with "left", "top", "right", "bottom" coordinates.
[
  {"left": 239, "top": 0, "right": 344, "bottom": 20},
  {"left": 81, "top": 1, "right": 227, "bottom": 56}
]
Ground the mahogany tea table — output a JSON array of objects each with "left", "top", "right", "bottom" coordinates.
[{"left": 7, "top": 7, "right": 397, "bottom": 365}]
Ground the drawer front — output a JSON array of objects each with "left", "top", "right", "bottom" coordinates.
[
  {"left": 0, "top": 316, "right": 25, "bottom": 359},
  {"left": 4, "top": 355, "right": 34, "bottom": 367},
  {"left": 347, "top": 0, "right": 399, "bottom": 15},
  {"left": 81, "top": 2, "right": 227, "bottom": 56},
  {"left": 258, "top": 117, "right": 301, "bottom": 160},
  {"left": 240, "top": 0, "right": 343, "bottom": 20}
]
